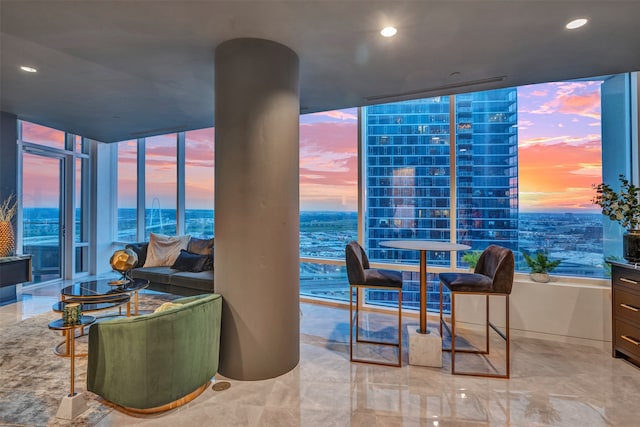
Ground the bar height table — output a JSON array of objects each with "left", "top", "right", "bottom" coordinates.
[{"left": 380, "top": 240, "right": 470, "bottom": 334}]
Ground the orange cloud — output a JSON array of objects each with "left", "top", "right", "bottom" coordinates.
[
  {"left": 518, "top": 139, "right": 602, "bottom": 211},
  {"left": 557, "top": 91, "right": 601, "bottom": 120}
]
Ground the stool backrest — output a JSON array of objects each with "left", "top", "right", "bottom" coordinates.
[
  {"left": 345, "top": 241, "right": 370, "bottom": 285},
  {"left": 475, "top": 245, "right": 515, "bottom": 294}
]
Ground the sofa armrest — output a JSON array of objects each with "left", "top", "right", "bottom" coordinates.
[{"left": 125, "top": 242, "right": 149, "bottom": 267}]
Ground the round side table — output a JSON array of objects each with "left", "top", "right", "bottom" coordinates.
[{"left": 48, "top": 315, "right": 96, "bottom": 419}]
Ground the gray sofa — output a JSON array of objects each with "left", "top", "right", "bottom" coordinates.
[{"left": 125, "top": 238, "right": 214, "bottom": 296}]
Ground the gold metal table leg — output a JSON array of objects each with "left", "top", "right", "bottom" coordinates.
[
  {"left": 419, "top": 249, "right": 427, "bottom": 334},
  {"left": 69, "top": 327, "right": 75, "bottom": 397}
]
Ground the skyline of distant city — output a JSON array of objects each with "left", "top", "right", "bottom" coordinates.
[{"left": 21, "top": 207, "right": 609, "bottom": 288}]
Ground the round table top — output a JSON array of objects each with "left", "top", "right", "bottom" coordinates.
[
  {"left": 52, "top": 294, "right": 131, "bottom": 313},
  {"left": 48, "top": 315, "right": 96, "bottom": 331},
  {"left": 380, "top": 240, "right": 471, "bottom": 251},
  {"left": 61, "top": 278, "right": 149, "bottom": 298}
]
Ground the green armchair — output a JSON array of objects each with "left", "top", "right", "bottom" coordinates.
[{"left": 87, "top": 293, "right": 222, "bottom": 413}]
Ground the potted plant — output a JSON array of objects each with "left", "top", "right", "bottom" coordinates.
[
  {"left": 461, "top": 250, "right": 482, "bottom": 271},
  {"left": 593, "top": 174, "right": 640, "bottom": 262},
  {"left": 0, "top": 193, "right": 17, "bottom": 257},
  {"left": 523, "top": 251, "right": 561, "bottom": 283}
]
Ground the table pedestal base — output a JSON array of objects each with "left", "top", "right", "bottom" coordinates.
[
  {"left": 408, "top": 326, "right": 442, "bottom": 367},
  {"left": 56, "top": 393, "right": 88, "bottom": 420}
]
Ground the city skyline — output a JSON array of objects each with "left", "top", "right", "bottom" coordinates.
[{"left": 21, "top": 79, "right": 604, "bottom": 213}]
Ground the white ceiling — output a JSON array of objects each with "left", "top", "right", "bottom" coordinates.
[{"left": 1, "top": 1, "right": 640, "bottom": 143}]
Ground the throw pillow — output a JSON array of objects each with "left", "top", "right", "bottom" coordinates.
[
  {"left": 154, "top": 302, "right": 182, "bottom": 313},
  {"left": 143, "top": 233, "right": 190, "bottom": 267},
  {"left": 171, "top": 249, "right": 208, "bottom": 272},
  {"left": 187, "top": 237, "right": 214, "bottom": 255},
  {"left": 203, "top": 251, "right": 214, "bottom": 271}
]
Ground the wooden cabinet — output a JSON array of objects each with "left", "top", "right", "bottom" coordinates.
[
  {"left": 0, "top": 255, "right": 32, "bottom": 287},
  {"left": 0, "top": 255, "right": 32, "bottom": 304},
  {"left": 611, "top": 262, "right": 640, "bottom": 367}
]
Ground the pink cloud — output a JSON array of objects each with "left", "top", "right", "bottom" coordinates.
[
  {"left": 22, "top": 154, "right": 61, "bottom": 207},
  {"left": 557, "top": 91, "right": 601, "bottom": 119},
  {"left": 299, "top": 119, "right": 357, "bottom": 210},
  {"left": 186, "top": 128, "right": 214, "bottom": 144},
  {"left": 521, "top": 81, "right": 602, "bottom": 120},
  {"left": 309, "top": 110, "right": 358, "bottom": 121},
  {"left": 21, "top": 121, "right": 65, "bottom": 147}
]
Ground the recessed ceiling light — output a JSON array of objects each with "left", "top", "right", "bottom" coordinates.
[
  {"left": 19, "top": 65, "right": 38, "bottom": 73},
  {"left": 380, "top": 26, "right": 397, "bottom": 37},
  {"left": 566, "top": 18, "right": 588, "bottom": 30}
]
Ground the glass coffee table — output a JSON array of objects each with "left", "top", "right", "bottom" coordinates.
[{"left": 59, "top": 277, "right": 150, "bottom": 316}]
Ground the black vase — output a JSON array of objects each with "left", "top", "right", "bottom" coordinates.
[{"left": 623, "top": 230, "right": 640, "bottom": 262}]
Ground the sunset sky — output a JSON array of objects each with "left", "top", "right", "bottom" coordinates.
[
  {"left": 21, "top": 80, "right": 604, "bottom": 213},
  {"left": 517, "top": 80, "right": 602, "bottom": 212}
]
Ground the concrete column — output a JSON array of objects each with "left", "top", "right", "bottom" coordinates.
[{"left": 214, "top": 38, "right": 300, "bottom": 380}]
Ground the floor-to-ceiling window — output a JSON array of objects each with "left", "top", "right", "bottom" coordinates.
[
  {"left": 299, "top": 109, "right": 358, "bottom": 301},
  {"left": 145, "top": 134, "right": 177, "bottom": 238},
  {"left": 116, "top": 140, "right": 138, "bottom": 242},
  {"left": 22, "top": 151, "right": 63, "bottom": 283},
  {"left": 185, "top": 128, "right": 214, "bottom": 238},
  {"left": 107, "top": 73, "right": 635, "bottom": 311},
  {"left": 20, "top": 121, "right": 90, "bottom": 283},
  {"left": 361, "top": 75, "right": 628, "bottom": 312},
  {"left": 74, "top": 140, "right": 90, "bottom": 275},
  {"left": 364, "top": 96, "right": 456, "bottom": 310},
  {"left": 517, "top": 80, "right": 604, "bottom": 277}
]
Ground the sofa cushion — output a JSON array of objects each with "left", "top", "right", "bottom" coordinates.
[
  {"left": 171, "top": 249, "right": 208, "bottom": 273},
  {"left": 126, "top": 243, "right": 149, "bottom": 267},
  {"left": 187, "top": 237, "right": 214, "bottom": 271},
  {"left": 169, "top": 270, "right": 214, "bottom": 292},
  {"left": 130, "top": 266, "right": 176, "bottom": 284},
  {"left": 153, "top": 301, "right": 183, "bottom": 313},
  {"left": 143, "top": 233, "right": 190, "bottom": 267},
  {"left": 187, "top": 237, "right": 214, "bottom": 255}
]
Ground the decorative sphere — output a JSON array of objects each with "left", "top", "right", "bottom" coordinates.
[{"left": 110, "top": 248, "right": 138, "bottom": 273}]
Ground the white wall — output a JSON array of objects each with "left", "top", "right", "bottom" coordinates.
[
  {"left": 452, "top": 277, "right": 611, "bottom": 349},
  {"left": 90, "top": 140, "right": 117, "bottom": 275}
]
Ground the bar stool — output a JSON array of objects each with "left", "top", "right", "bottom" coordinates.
[
  {"left": 345, "top": 241, "right": 403, "bottom": 367},
  {"left": 439, "top": 245, "right": 514, "bottom": 378}
]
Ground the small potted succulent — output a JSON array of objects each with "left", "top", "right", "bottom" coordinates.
[
  {"left": 593, "top": 174, "right": 640, "bottom": 262},
  {"left": 523, "top": 251, "right": 561, "bottom": 283}
]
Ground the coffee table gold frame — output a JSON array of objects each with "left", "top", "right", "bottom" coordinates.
[
  {"left": 51, "top": 295, "right": 131, "bottom": 357},
  {"left": 48, "top": 316, "right": 96, "bottom": 397},
  {"left": 60, "top": 278, "right": 150, "bottom": 317}
]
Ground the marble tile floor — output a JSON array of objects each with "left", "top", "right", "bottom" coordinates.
[{"left": 3, "top": 281, "right": 640, "bottom": 426}]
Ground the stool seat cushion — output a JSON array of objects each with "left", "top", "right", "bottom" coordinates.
[
  {"left": 439, "top": 272, "right": 493, "bottom": 293},
  {"left": 363, "top": 268, "right": 403, "bottom": 288}
]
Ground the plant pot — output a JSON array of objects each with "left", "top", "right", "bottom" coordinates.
[
  {"left": 623, "top": 230, "right": 640, "bottom": 263},
  {"left": 530, "top": 272, "right": 550, "bottom": 283},
  {"left": 0, "top": 221, "right": 15, "bottom": 257}
]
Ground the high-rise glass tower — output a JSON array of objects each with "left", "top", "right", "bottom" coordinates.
[{"left": 362, "top": 89, "right": 518, "bottom": 310}]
